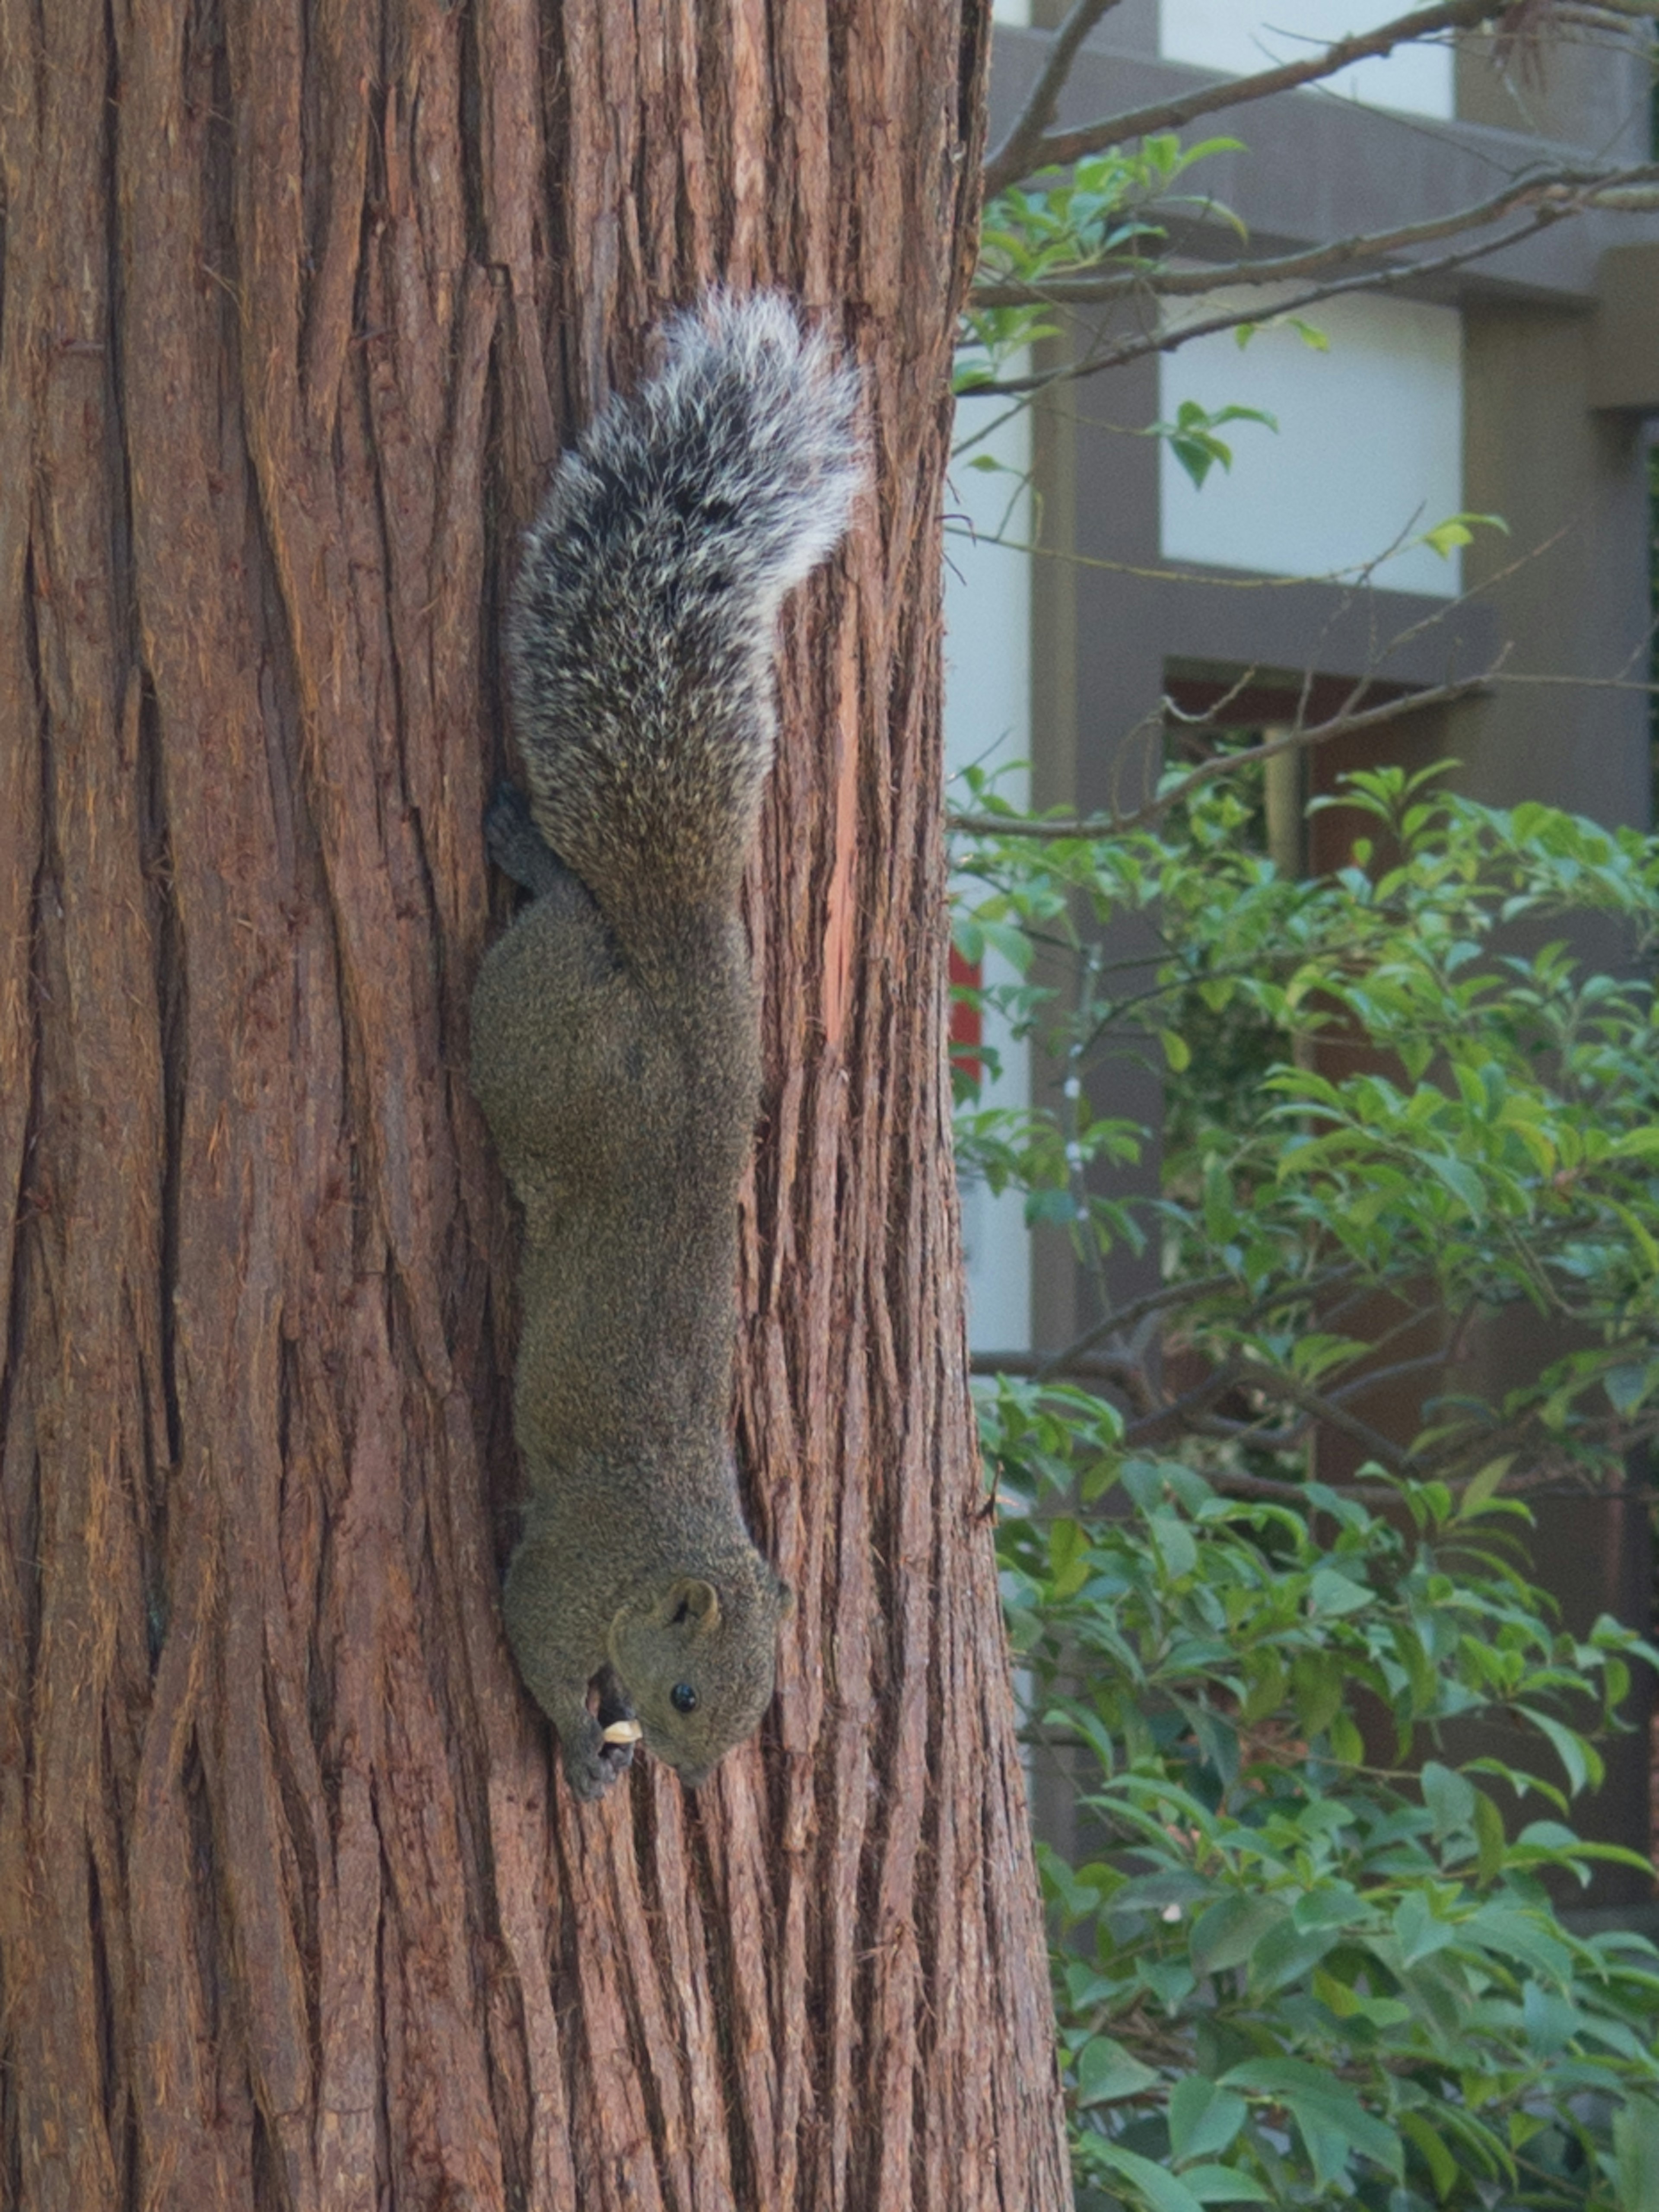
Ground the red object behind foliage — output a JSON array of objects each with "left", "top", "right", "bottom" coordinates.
[{"left": 949, "top": 944, "right": 982, "bottom": 1084}]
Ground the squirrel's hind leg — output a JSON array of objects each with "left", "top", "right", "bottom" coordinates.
[{"left": 486, "top": 780, "right": 573, "bottom": 900}]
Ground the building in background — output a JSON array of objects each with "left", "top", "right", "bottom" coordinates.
[
  {"left": 946, "top": 0, "right": 1659, "bottom": 1907},
  {"left": 945, "top": 382, "right": 1033, "bottom": 1358}
]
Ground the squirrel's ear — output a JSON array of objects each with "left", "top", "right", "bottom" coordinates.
[{"left": 669, "top": 1577, "right": 721, "bottom": 1633}]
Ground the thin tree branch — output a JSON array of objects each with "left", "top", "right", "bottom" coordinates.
[
  {"left": 963, "top": 202, "right": 1587, "bottom": 397},
  {"left": 1038, "top": 1271, "right": 1239, "bottom": 1378},
  {"left": 972, "top": 1345, "right": 1148, "bottom": 1390},
  {"left": 1491, "top": 671, "right": 1659, "bottom": 691},
  {"left": 1311, "top": 1299, "right": 1444, "bottom": 1379},
  {"left": 1246, "top": 1371, "right": 1418, "bottom": 1472},
  {"left": 985, "top": 0, "right": 1526, "bottom": 192},
  {"left": 1167, "top": 1465, "right": 1323, "bottom": 1501},
  {"left": 948, "top": 670, "right": 1497, "bottom": 840},
  {"left": 1189, "top": 1411, "right": 1310, "bottom": 1450},
  {"left": 1324, "top": 1348, "right": 1454, "bottom": 1405},
  {"left": 1172, "top": 1454, "right": 1641, "bottom": 1505},
  {"left": 1120, "top": 1361, "right": 1252, "bottom": 1445},
  {"left": 969, "top": 163, "right": 1659, "bottom": 308},
  {"left": 983, "top": 0, "right": 1130, "bottom": 203}
]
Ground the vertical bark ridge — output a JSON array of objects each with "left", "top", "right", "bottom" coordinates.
[{"left": 0, "top": 3, "right": 161, "bottom": 2209}]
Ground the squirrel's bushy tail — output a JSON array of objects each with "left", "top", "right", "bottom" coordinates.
[{"left": 506, "top": 292, "right": 862, "bottom": 953}]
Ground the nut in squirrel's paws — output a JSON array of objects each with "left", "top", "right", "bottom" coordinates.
[{"left": 569, "top": 1666, "right": 639, "bottom": 1797}]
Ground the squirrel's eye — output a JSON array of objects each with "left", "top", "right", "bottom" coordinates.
[{"left": 670, "top": 1682, "right": 698, "bottom": 1715}]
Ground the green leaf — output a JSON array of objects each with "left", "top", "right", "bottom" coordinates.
[
  {"left": 1393, "top": 1890, "right": 1457, "bottom": 1967},
  {"left": 1328, "top": 1711, "right": 1363, "bottom": 1767},
  {"left": 1423, "top": 1151, "right": 1487, "bottom": 1222},
  {"left": 1515, "top": 1705, "right": 1594, "bottom": 1795},
  {"left": 1168, "top": 2078, "right": 1248, "bottom": 2162},
  {"left": 1149, "top": 1510, "right": 1198, "bottom": 1581},
  {"left": 1191, "top": 1895, "right": 1286, "bottom": 1978},
  {"left": 1399, "top": 2109, "right": 1460, "bottom": 2203},
  {"left": 1419, "top": 510, "right": 1508, "bottom": 557},
  {"left": 1421, "top": 1760, "right": 1476, "bottom": 1839},
  {"left": 1311, "top": 1966, "right": 1410, "bottom": 2028},
  {"left": 1521, "top": 1980, "right": 1580, "bottom": 2055},
  {"left": 1613, "top": 2098, "right": 1659, "bottom": 2212},
  {"left": 1473, "top": 1789, "right": 1507, "bottom": 1885},
  {"left": 1290, "top": 1651, "right": 1344, "bottom": 1737},
  {"left": 1307, "top": 1567, "right": 1371, "bottom": 1617},
  {"left": 1086, "top": 2140, "right": 1211, "bottom": 2212},
  {"left": 1249, "top": 1916, "right": 1338, "bottom": 1996},
  {"left": 1175, "top": 2167, "right": 1275, "bottom": 2204},
  {"left": 1239, "top": 1651, "right": 1287, "bottom": 1724},
  {"left": 1463, "top": 1902, "right": 1572, "bottom": 1980},
  {"left": 1605, "top": 1362, "right": 1657, "bottom": 1417},
  {"left": 975, "top": 917, "right": 1035, "bottom": 974},
  {"left": 1076, "top": 2035, "right": 1162, "bottom": 2107},
  {"left": 1219, "top": 2061, "right": 1402, "bottom": 2185},
  {"left": 1423, "top": 520, "right": 1472, "bottom": 559},
  {"left": 1453, "top": 1455, "right": 1513, "bottom": 1519},
  {"left": 1048, "top": 1516, "right": 1091, "bottom": 1599},
  {"left": 1168, "top": 436, "right": 1224, "bottom": 491}
]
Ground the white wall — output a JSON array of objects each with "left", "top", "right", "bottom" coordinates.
[
  {"left": 945, "top": 385, "right": 1034, "bottom": 1355},
  {"left": 1159, "top": 0, "right": 1454, "bottom": 116},
  {"left": 1158, "top": 289, "right": 1465, "bottom": 597},
  {"left": 991, "top": 0, "right": 1030, "bottom": 20}
]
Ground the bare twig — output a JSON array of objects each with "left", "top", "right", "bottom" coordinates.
[
  {"left": 1492, "top": 671, "right": 1659, "bottom": 691},
  {"left": 983, "top": 0, "right": 1130, "bottom": 205},
  {"left": 1244, "top": 1371, "right": 1418, "bottom": 1472},
  {"left": 942, "top": 519, "right": 1503, "bottom": 590},
  {"left": 985, "top": 0, "right": 1537, "bottom": 192},
  {"left": 1189, "top": 1411, "right": 1310, "bottom": 1451},
  {"left": 1037, "top": 1271, "right": 1239, "bottom": 1379},
  {"left": 1121, "top": 1361, "right": 1253, "bottom": 1445},
  {"left": 1325, "top": 1348, "right": 1456, "bottom": 1405},
  {"left": 972, "top": 1345, "right": 1148, "bottom": 1391},
  {"left": 948, "top": 669, "right": 1497, "bottom": 840},
  {"left": 1376, "top": 518, "right": 1574, "bottom": 660},
  {"left": 1163, "top": 1465, "right": 1323, "bottom": 1501}
]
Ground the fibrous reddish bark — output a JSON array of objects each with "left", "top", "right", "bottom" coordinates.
[{"left": 0, "top": 3, "right": 1071, "bottom": 2207}]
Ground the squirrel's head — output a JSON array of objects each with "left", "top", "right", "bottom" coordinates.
[{"left": 607, "top": 1566, "right": 795, "bottom": 1787}]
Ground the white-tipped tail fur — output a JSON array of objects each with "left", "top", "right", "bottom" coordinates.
[{"left": 505, "top": 293, "right": 862, "bottom": 952}]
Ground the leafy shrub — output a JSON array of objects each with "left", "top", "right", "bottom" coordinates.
[
  {"left": 955, "top": 764, "right": 1659, "bottom": 1485},
  {"left": 988, "top": 1399, "right": 1659, "bottom": 2212},
  {"left": 956, "top": 768, "right": 1659, "bottom": 2209}
]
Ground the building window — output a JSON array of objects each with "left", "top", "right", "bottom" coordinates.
[
  {"left": 1158, "top": 291, "right": 1464, "bottom": 597},
  {"left": 1158, "top": 0, "right": 1455, "bottom": 117}
]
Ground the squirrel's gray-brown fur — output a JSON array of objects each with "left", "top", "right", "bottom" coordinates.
[{"left": 471, "top": 294, "right": 861, "bottom": 1800}]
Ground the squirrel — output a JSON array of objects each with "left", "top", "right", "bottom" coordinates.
[{"left": 471, "top": 294, "right": 861, "bottom": 1800}]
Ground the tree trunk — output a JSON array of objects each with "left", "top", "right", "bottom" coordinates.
[{"left": 0, "top": 3, "right": 1071, "bottom": 2207}]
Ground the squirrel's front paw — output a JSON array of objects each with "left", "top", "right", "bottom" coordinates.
[
  {"left": 559, "top": 1716, "right": 637, "bottom": 1805},
  {"left": 564, "top": 1735, "right": 630, "bottom": 1799},
  {"left": 561, "top": 1670, "right": 642, "bottom": 1800}
]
